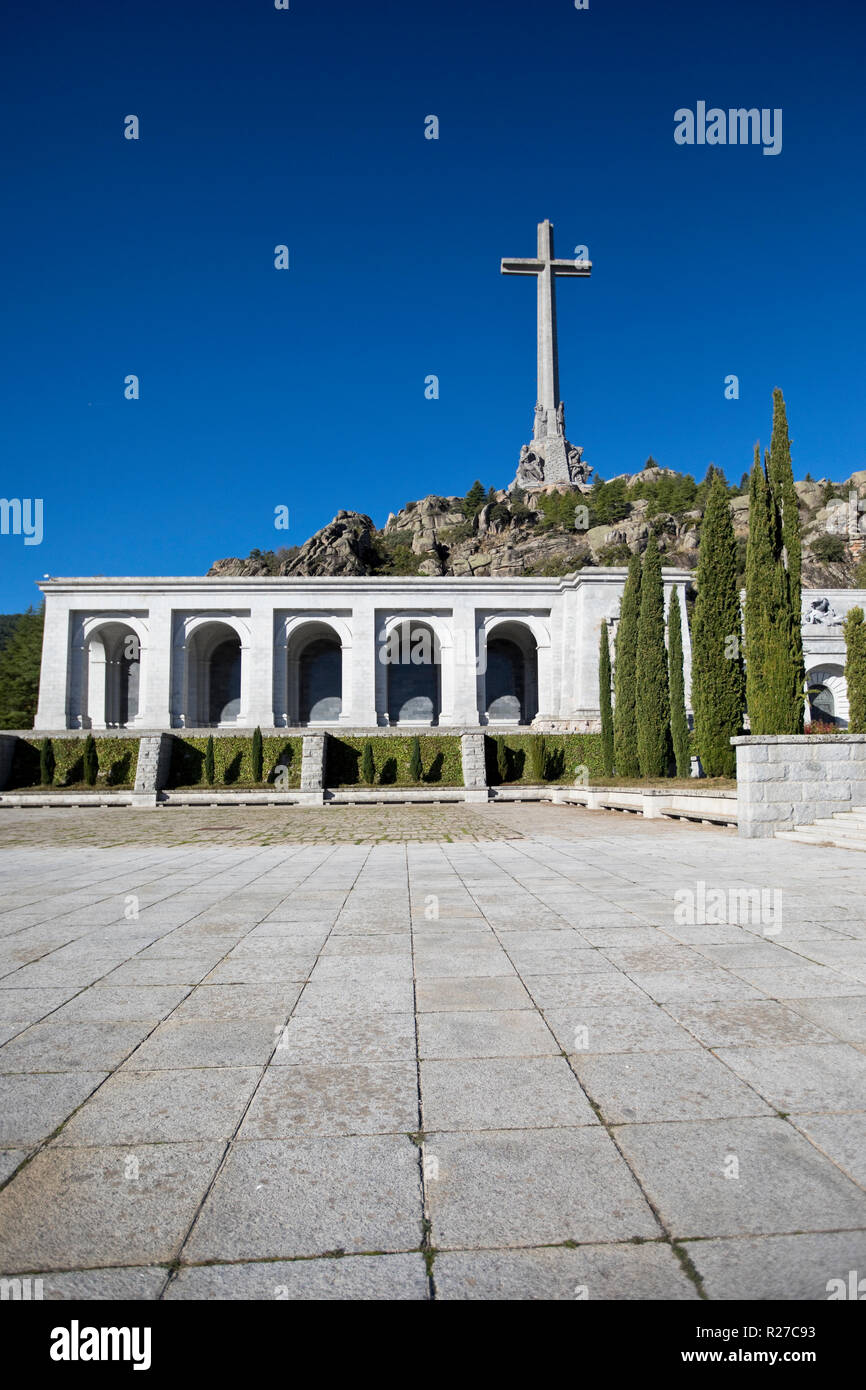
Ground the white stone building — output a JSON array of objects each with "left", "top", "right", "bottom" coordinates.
[{"left": 32, "top": 569, "right": 693, "bottom": 732}]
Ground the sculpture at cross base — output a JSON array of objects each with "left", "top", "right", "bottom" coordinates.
[{"left": 502, "top": 219, "right": 593, "bottom": 491}]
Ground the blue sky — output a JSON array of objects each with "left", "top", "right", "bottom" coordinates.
[{"left": 1, "top": 0, "right": 864, "bottom": 610}]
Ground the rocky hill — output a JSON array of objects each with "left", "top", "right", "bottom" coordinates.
[{"left": 209, "top": 465, "right": 866, "bottom": 590}]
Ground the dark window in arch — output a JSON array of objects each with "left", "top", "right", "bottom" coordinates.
[
  {"left": 209, "top": 638, "right": 241, "bottom": 723},
  {"left": 387, "top": 625, "right": 440, "bottom": 723},
  {"left": 300, "top": 638, "right": 342, "bottom": 722},
  {"left": 485, "top": 638, "right": 525, "bottom": 722}
]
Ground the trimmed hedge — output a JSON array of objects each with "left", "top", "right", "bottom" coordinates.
[
  {"left": 326, "top": 735, "right": 463, "bottom": 787},
  {"left": 485, "top": 732, "right": 606, "bottom": 784},
  {"left": 165, "top": 735, "right": 303, "bottom": 789},
  {"left": 8, "top": 736, "right": 139, "bottom": 789}
]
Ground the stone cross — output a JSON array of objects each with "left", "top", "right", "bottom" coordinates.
[{"left": 501, "top": 220, "right": 591, "bottom": 439}]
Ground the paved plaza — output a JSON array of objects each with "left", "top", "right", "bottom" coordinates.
[{"left": 0, "top": 802, "right": 864, "bottom": 1300}]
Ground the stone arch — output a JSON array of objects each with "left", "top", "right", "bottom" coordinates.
[
  {"left": 805, "top": 663, "right": 848, "bottom": 729},
  {"left": 185, "top": 619, "right": 246, "bottom": 727},
  {"left": 80, "top": 618, "right": 144, "bottom": 729},
  {"left": 482, "top": 618, "right": 540, "bottom": 724},
  {"left": 384, "top": 619, "right": 442, "bottom": 725},
  {"left": 288, "top": 620, "right": 344, "bottom": 725}
]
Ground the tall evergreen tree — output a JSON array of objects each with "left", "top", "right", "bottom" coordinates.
[
  {"left": 767, "top": 389, "right": 805, "bottom": 732},
  {"left": 39, "top": 737, "right": 55, "bottom": 787},
  {"left": 613, "top": 552, "right": 642, "bottom": 776},
  {"left": 251, "top": 726, "right": 263, "bottom": 782},
  {"left": 844, "top": 607, "right": 866, "bottom": 734},
  {"left": 598, "top": 622, "right": 614, "bottom": 778},
  {"left": 462, "top": 480, "right": 486, "bottom": 518},
  {"left": 636, "top": 536, "right": 672, "bottom": 777},
  {"left": 204, "top": 735, "right": 215, "bottom": 786},
  {"left": 692, "top": 474, "right": 745, "bottom": 775},
  {"left": 409, "top": 736, "right": 423, "bottom": 782},
  {"left": 667, "top": 588, "right": 691, "bottom": 778},
  {"left": 0, "top": 607, "right": 44, "bottom": 729},
  {"left": 83, "top": 734, "right": 98, "bottom": 786},
  {"left": 361, "top": 739, "right": 375, "bottom": 785},
  {"left": 744, "top": 432, "right": 804, "bottom": 735}
]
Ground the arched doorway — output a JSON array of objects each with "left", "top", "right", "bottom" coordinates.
[
  {"left": 85, "top": 622, "right": 141, "bottom": 728},
  {"left": 483, "top": 622, "right": 538, "bottom": 724},
  {"left": 186, "top": 621, "right": 244, "bottom": 727},
  {"left": 806, "top": 665, "right": 848, "bottom": 730},
  {"left": 386, "top": 621, "right": 440, "bottom": 724},
  {"left": 299, "top": 636, "right": 342, "bottom": 723},
  {"left": 209, "top": 638, "right": 241, "bottom": 724}
]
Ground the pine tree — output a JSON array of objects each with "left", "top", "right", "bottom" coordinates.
[
  {"left": 361, "top": 739, "right": 375, "bottom": 785},
  {"left": 767, "top": 389, "right": 805, "bottom": 732},
  {"left": 39, "top": 737, "right": 55, "bottom": 787},
  {"left": 251, "top": 726, "right": 263, "bottom": 782},
  {"left": 462, "top": 480, "right": 486, "bottom": 519},
  {"left": 691, "top": 473, "right": 745, "bottom": 775},
  {"left": 409, "top": 736, "right": 423, "bottom": 782},
  {"left": 0, "top": 607, "right": 44, "bottom": 729},
  {"left": 844, "top": 607, "right": 866, "bottom": 734},
  {"left": 613, "top": 552, "right": 642, "bottom": 776},
  {"left": 636, "top": 536, "right": 672, "bottom": 777},
  {"left": 598, "top": 622, "right": 614, "bottom": 778},
  {"left": 667, "top": 588, "right": 691, "bottom": 777},
  {"left": 204, "top": 735, "right": 215, "bottom": 786},
  {"left": 83, "top": 734, "right": 98, "bottom": 786}
]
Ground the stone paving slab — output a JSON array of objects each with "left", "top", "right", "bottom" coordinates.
[{"left": 0, "top": 802, "right": 864, "bottom": 1299}]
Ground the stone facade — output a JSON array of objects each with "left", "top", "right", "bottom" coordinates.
[
  {"left": 734, "top": 735, "right": 866, "bottom": 838},
  {"left": 33, "top": 569, "right": 693, "bottom": 733}
]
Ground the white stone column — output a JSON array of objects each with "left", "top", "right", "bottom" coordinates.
[
  {"left": 139, "top": 603, "right": 173, "bottom": 729},
  {"left": 34, "top": 600, "right": 71, "bottom": 730},
  {"left": 450, "top": 601, "right": 480, "bottom": 724},
  {"left": 347, "top": 602, "right": 380, "bottom": 725},
  {"left": 87, "top": 642, "right": 107, "bottom": 729},
  {"left": 246, "top": 605, "right": 276, "bottom": 727}
]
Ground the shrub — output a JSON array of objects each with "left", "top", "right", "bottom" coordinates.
[
  {"left": 496, "top": 735, "right": 508, "bottom": 784},
  {"left": 251, "top": 726, "right": 263, "bottom": 782},
  {"left": 204, "top": 735, "right": 215, "bottom": 786},
  {"left": 39, "top": 737, "right": 55, "bottom": 787},
  {"left": 811, "top": 532, "right": 847, "bottom": 564},
  {"left": 83, "top": 734, "right": 98, "bottom": 786},
  {"left": 409, "top": 737, "right": 422, "bottom": 782},
  {"left": 528, "top": 734, "right": 547, "bottom": 782},
  {"left": 361, "top": 740, "right": 375, "bottom": 785}
]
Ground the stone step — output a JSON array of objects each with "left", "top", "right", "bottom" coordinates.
[{"left": 776, "top": 826, "right": 866, "bottom": 851}]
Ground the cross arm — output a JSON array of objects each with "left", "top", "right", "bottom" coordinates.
[
  {"left": 501, "top": 258, "right": 543, "bottom": 275},
  {"left": 549, "top": 259, "right": 592, "bottom": 276}
]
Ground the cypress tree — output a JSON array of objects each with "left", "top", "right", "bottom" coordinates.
[
  {"left": 667, "top": 588, "right": 691, "bottom": 778},
  {"left": 635, "top": 536, "right": 672, "bottom": 777},
  {"left": 83, "top": 734, "right": 98, "bottom": 786},
  {"left": 361, "top": 739, "right": 375, "bottom": 785},
  {"left": 251, "top": 726, "right": 263, "bottom": 782},
  {"left": 204, "top": 735, "right": 215, "bottom": 786},
  {"left": 529, "top": 734, "right": 547, "bottom": 782},
  {"left": 39, "top": 737, "right": 55, "bottom": 787},
  {"left": 745, "top": 438, "right": 803, "bottom": 735},
  {"left": 598, "top": 622, "right": 614, "bottom": 778},
  {"left": 613, "top": 552, "right": 642, "bottom": 776},
  {"left": 495, "top": 735, "right": 508, "bottom": 784},
  {"left": 844, "top": 607, "right": 866, "bottom": 734},
  {"left": 409, "top": 736, "right": 423, "bottom": 782},
  {"left": 692, "top": 473, "right": 745, "bottom": 775},
  {"left": 767, "top": 389, "right": 805, "bottom": 732}
]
